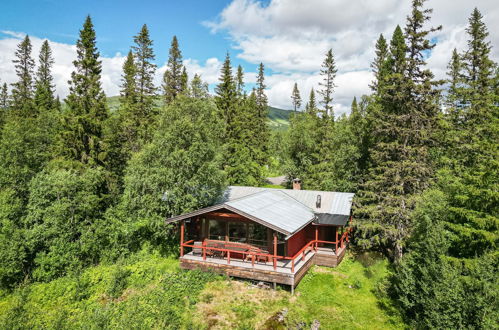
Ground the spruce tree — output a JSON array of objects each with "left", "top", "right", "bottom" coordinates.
[
  {"left": 235, "top": 65, "right": 245, "bottom": 97},
  {"left": 180, "top": 66, "right": 188, "bottom": 94},
  {"left": 305, "top": 88, "right": 317, "bottom": 115},
  {"left": 0, "top": 83, "right": 8, "bottom": 110},
  {"left": 356, "top": 0, "right": 441, "bottom": 262},
  {"left": 318, "top": 49, "right": 337, "bottom": 118},
  {"left": 34, "top": 40, "right": 55, "bottom": 112},
  {"left": 254, "top": 63, "right": 269, "bottom": 164},
  {"left": 215, "top": 53, "right": 237, "bottom": 135},
  {"left": 291, "top": 82, "right": 301, "bottom": 112},
  {"left": 438, "top": 8, "right": 498, "bottom": 258},
  {"left": 132, "top": 24, "right": 157, "bottom": 142},
  {"left": 370, "top": 34, "right": 389, "bottom": 94},
  {"left": 10, "top": 35, "right": 35, "bottom": 117},
  {"left": 58, "top": 15, "right": 108, "bottom": 166},
  {"left": 163, "top": 35, "right": 183, "bottom": 104},
  {"left": 119, "top": 50, "right": 141, "bottom": 153}
]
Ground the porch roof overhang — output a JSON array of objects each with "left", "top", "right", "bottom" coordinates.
[{"left": 165, "top": 190, "right": 316, "bottom": 238}]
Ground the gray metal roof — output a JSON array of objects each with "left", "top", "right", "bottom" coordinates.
[
  {"left": 223, "top": 186, "right": 354, "bottom": 216},
  {"left": 165, "top": 190, "right": 315, "bottom": 237},
  {"left": 165, "top": 186, "right": 354, "bottom": 237},
  {"left": 226, "top": 190, "right": 315, "bottom": 235}
]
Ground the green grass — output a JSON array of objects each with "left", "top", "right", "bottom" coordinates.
[
  {"left": 0, "top": 251, "right": 404, "bottom": 329},
  {"left": 192, "top": 252, "right": 405, "bottom": 329}
]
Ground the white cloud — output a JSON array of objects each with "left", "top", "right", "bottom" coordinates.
[
  {"left": 0, "top": 32, "right": 125, "bottom": 99},
  {"left": 207, "top": 0, "right": 499, "bottom": 112}
]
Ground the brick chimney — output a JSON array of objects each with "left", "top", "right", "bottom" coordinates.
[{"left": 292, "top": 178, "right": 302, "bottom": 190}]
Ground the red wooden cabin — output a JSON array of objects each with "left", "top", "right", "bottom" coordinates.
[{"left": 166, "top": 182, "right": 354, "bottom": 290}]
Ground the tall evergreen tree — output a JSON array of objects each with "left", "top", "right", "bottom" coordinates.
[
  {"left": 180, "top": 66, "right": 188, "bottom": 94},
  {"left": 305, "top": 88, "right": 317, "bottom": 115},
  {"left": 0, "top": 83, "right": 8, "bottom": 110},
  {"left": 370, "top": 34, "right": 389, "bottom": 94},
  {"left": 10, "top": 35, "right": 35, "bottom": 117},
  {"left": 163, "top": 36, "right": 183, "bottom": 104},
  {"left": 215, "top": 53, "right": 237, "bottom": 135},
  {"left": 254, "top": 62, "right": 269, "bottom": 161},
  {"left": 235, "top": 65, "right": 245, "bottom": 97},
  {"left": 356, "top": 0, "right": 441, "bottom": 261},
  {"left": 291, "top": 82, "right": 301, "bottom": 112},
  {"left": 58, "top": 16, "right": 108, "bottom": 166},
  {"left": 34, "top": 40, "right": 55, "bottom": 112},
  {"left": 318, "top": 49, "right": 337, "bottom": 118},
  {"left": 132, "top": 24, "right": 157, "bottom": 142}
]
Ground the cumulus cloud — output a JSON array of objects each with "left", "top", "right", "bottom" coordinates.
[
  {"left": 0, "top": 31, "right": 125, "bottom": 99},
  {"left": 206, "top": 0, "right": 499, "bottom": 111}
]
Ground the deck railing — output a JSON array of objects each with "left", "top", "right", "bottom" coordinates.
[{"left": 180, "top": 230, "right": 350, "bottom": 273}]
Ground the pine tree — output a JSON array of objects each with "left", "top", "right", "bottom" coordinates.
[
  {"left": 34, "top": 40, "right": 55, "bottom": 112},
  {"left": 132, "top": 24, "right": 157, "bottom": 142},
  {"left": 291, "top": 82, "right": 301, "bottom": 112},
  {"left": 10, "top": 35, "right": 35, "bottom": 117},
  {"left": 318, "top": 49, "right": 337, "bottom": 118},
  {"left": 163, "top": 36, "right": 183, "bottom": 104},
  {"left": 58, "top": 16, "right": 108, "bottom": 166}
]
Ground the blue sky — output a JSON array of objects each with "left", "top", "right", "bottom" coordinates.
[
  {"left": 1, "top": 0, "right": 238, "bottom": 66},
  {"left": 1, "top": 0, "right": 497, "bottom": 111}
]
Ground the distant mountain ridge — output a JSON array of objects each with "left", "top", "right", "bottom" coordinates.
[{"left": 106, "top": 96, "right": 291, "bottom": 130}]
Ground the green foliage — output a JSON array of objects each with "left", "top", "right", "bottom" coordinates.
[
  {"left": 10, "top": 35, "right": 35, "bottom": 117},
  {"left": 163, "top": 36, "right": 184, "bottom": 104},
  {"left": 0, "top": 254, "right": 220, "bottom": 329},
  {"left": 392, "top": 190, "right": 499, "bottom": 329},
  {"left": 34, "top": 40, "right": 55, "bottom": 113},
  {"left": 24, "top": 166, "right": 109, "bottom": 281},
  {"left": 355, "top": 0, "right": 441, "bottom": 261},
  {"left": 112, "top": 96, "right": 226, "bottom": 253},
  {"left": 57, "top": 16, "right": 108, "bottom": 166}
]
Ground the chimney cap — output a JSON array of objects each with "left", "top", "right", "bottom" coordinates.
[{"left": 292, "top": 178, "right": 301, "bottom": 183}]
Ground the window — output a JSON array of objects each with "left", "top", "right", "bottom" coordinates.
[
  {"left": 208, "top": 219, "right": 225, "bottom": 240},
  {"left": 228, "top": 222, "right": 247, "bottom": 242},
  {"left": 248, "top": 223, "right": 267, "bottom": 248}
]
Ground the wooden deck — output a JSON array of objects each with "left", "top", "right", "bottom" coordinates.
[{"left": 180, "top": 246, "right": 346, "bottom": 288}]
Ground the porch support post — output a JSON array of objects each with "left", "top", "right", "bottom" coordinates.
[
  {"left": 273, "top": 232, "right": 277, "bottom": 270},
  {"left": 202, "top": 238, "right": 206, "bottom": 260},
  {"left": 315, "top": 226, "right": 318, "bottom": 251},
  {"left": 335, "top": 226, "right": 338, "bottom": 254},
  {"left": 180, "top": 220, "right": 185, "bottom": 257}
]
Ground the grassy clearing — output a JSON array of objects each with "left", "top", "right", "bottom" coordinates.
[
  {"left": 0, "top": 251, "right": 404, "bottom": 329},
  {"left": 193, "top": 252, "right": 405, "bottom": 329}
]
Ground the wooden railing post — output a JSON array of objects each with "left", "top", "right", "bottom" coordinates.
[
  {"left": 273, "top": 233, "right": 277, "bottom": 270},
  {"left": 315, "top": 226, "right": 318, "bottom": 251},
  {"left": 227, "top": 250, "right": 230, "bottom": 264},
  {"left": 180, "top": 220, "right": 185, "bottom": 257},
  {"left": 202, "top": 239, "right": 206, "bottom": 260},
  {"left": 252, "top": 254, "right": 255, "bottom": 267},
  {"left": 291, "top": 259, "right": 295, "bottom": 273}
]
